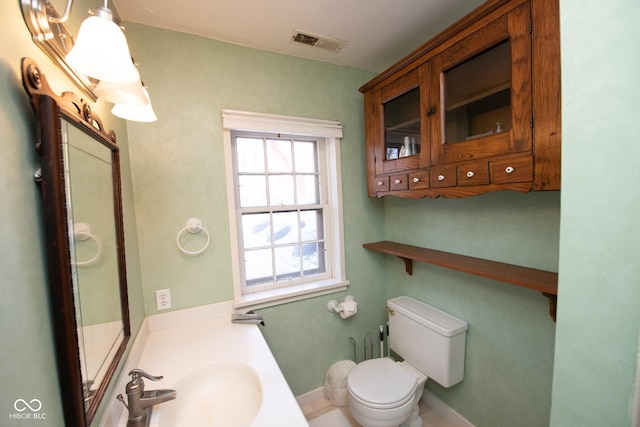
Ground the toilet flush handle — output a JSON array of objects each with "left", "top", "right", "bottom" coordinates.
[{"left": 386, "top": 306, "right": 395, "bottom": 316}]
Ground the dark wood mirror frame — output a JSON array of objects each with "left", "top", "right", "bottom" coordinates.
[{"left": 21, "top": 57, "right": 130, "bottom": 426}]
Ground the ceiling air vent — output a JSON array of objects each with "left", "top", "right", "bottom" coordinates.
[{"left": 290, "top": 29, "right": 347, "bottom": 53}]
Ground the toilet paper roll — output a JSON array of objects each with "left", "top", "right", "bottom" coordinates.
[{"left": 338, "top": 300, "right": 358, "bottom": 319}]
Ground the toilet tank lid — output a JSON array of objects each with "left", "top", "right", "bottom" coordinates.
[{"left": 388, "top": 297, "right": 468, "bottom": 337}]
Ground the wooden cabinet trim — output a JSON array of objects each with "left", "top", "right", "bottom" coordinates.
[
  {"left": 380, "top": 69, "right": 419, "bottom": 103},
  {"left": 531, "top": 0, "right": 561, "bottom": 190},
  {"left": 438, "top": 15, "right": 509, "bottom": 70}
]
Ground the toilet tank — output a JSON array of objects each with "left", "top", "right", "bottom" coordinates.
[{"left": 388, "top": 296, "right": 468, "bottom": 387}]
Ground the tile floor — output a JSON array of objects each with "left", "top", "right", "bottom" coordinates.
[{"left": 301, "top": 396, "right": 458, "bottom": 427}]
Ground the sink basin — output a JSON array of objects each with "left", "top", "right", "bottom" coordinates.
[{"left": 156, "top": 361, "right": 262, "bottom": 427}]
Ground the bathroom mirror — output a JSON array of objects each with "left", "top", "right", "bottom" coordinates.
[{"left": 21, "top": 57, "right": 130, "bottom": 426}]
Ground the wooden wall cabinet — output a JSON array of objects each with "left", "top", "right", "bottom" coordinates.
[{"left": 362, "top": 0, "right": 560, "bottom": 198}]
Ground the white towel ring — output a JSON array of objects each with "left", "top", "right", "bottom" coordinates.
[
  {"left": 73, "top": 223, "right": 102, "bottom": 266},
  {"left": 176, "top": 218, "right": 210, "bottom": 256}
]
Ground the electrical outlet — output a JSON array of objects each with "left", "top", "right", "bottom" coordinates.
[{"left": 156, "top": 289, "right": 171, "bottom": 310}]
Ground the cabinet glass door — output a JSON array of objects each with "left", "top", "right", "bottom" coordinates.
[
  {"left": 445, "top": 40, "right": 511, "bottom": 144},
  {"left": 384, "top": 87, "right": 420, "bottom": 160}
]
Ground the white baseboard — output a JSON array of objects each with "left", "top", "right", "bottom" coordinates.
[
  {"left": 296, "top": 386, "right": 327, "bottom": 408},
  {"left": 422, "top": 390, "right": 475, "bottom": 427}
]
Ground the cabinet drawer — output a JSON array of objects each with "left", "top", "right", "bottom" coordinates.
[
  {"left": 430, "top": 166, "right": 457, "bottom": 188},
  {"left": 458, "top": 162, "right": 490, "bottom": 186},
  {"left": 493, "top": 156, "right": 533, "bottom": 183},
  {"left": 409, "top": 170, "right": 430, "bottom": 189},
  {"left": 390, "top": 174, "right": 409, "bottom": 191},
  {"left": 374, "top": 176, "right": 389, "bottom": 192}
]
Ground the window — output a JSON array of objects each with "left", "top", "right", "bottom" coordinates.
[
  {"left": 222, "top": 110, "right": 348, "bottom": 309},
  {"left": 234, "top": 133, "right": 327, "bottom": 286}
]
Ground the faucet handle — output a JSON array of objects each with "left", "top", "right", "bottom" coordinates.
[{"left": 128, "top": 369, "right": 164, "bottom": 385}]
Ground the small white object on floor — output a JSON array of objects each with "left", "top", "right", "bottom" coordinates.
[{"left": 308, "top": 409, "right": 352, "bottom": 427}]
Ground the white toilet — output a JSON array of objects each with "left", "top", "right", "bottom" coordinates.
[{"left": 347, "top": 296, "right": 468, "bottom": 427}]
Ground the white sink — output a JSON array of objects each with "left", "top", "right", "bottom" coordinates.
[{"left": 155, "top": 361, "right": 262, "bottom": 427}]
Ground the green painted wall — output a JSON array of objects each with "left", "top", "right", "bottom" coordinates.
[
  {"left": 122, "top": 23, "right": 386, "bottom": 395},
  {"left": 385, "top": 191, "right": 559, "bottom": 426},
  {"left": 0, "top": 2, "right": 145, "bottom": 426},
  {"left": 550, "top": 0, "right": 640, "bottom": 426}
]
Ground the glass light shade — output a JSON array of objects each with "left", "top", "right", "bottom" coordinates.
[
  {"left": 94, "top": 79, "right": 149, "bottom": 106},
  {"left": 66, "top": 14, "right": 140, "bottom": 83},
  {"left": 112, "top": 87, "right": 157, "bottom": 122}
]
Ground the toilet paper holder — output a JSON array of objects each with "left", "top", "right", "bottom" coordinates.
[{"left": 327, "top": 295, "right": 358, "bottom": 319}]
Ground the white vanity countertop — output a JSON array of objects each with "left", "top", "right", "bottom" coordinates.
[{"left": 112, "top": 303, "right": 308, "bottom": 426}]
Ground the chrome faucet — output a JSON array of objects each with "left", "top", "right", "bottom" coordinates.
[
  {"left": 231, "top": 310, "right": 265, "bottom": 326},
  {"left": 117, "top": 369, "right": 177, "bottom": 427}
]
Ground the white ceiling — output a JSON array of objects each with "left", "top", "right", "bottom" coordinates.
[{"left": 112, "top": 0, "right": 486, "bottom": 73}]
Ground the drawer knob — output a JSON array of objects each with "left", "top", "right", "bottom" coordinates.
[
  {"left": 394, "top": 179, "right": 401, "bottom": 185},
  {"left": 466, "top": 171, "right": 475, "bottom": 178},
  {"left": 437, "top": 174, "right": 445, "bottom": 181},
  {"left": 505, "top": 166, "right": 515, "bottom": 174},
  {"left": 377, "top": 181, "right": 384, "bottom": 186},
  {"left": 412, "top": 177, "right": 420, "bottom": 183}
]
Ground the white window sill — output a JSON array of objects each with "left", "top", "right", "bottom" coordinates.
[{"left": 233, "top": 279, "right": 350, "bottom": 311}]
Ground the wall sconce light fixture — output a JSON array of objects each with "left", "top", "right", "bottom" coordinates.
[
  {"left": 94, "top": 71, "right": 148, "bottom": 106},
  {"left": 21, "top": 0, "right": 156, "bottom": 122},
  {"left": 112, "top": 86, "right": 157, "bottom": 122},
  {"left": 65, "top": 3, "right": 140, "bottom": 84}
]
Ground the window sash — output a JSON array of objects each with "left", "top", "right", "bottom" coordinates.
[
  {"left": 239, "top": 207, "right": 329, "bottom": 290},
  {"left": 232, "top": 131, "right": 331, "bottom": 294}
]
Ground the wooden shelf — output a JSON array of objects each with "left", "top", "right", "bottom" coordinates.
[
  {"left": 385, "top": 117, "right": 420, "bottom": 133},
  {"left": 363, "top": 241, "right": 558, "bottom": 321},
  {"left": 446, "top": 82, "right": 511, "bottom": 111}
]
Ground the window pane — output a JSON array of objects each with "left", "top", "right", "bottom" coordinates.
[
  {"left": 236, "top": 137, "right": 265, "bottom": 173},
  {"left": 244, "top": 248, "right": 273, "bottom": 285},
  {"left": 300, "top": 210, "right": 322, "bottom": 241},
  {"left": 238, "top": 175, "right": 267, "bottom": 207},
  {"left": 269, "top": 175, "right": 294, "bottom": 205},
  {"left": 294, "top": 140, "right": 317, "bottom": 173},
  {"left": 273, "top": 211, "right": 299, "bottom": 245},
  {"left": 242, "top": 213, "right": 271, "bottom": 248},
  {"left": 302, "top": 242, "right": 325, "bottom": 274},
  {"left": 266, "top": 139, "right": 292, "bottom": 173},
  {"left": 274, "top": 246, "right": 301, "bottom": 280},
  {"left": 296, "top": 175, "right": 319, "bottom": 205}
]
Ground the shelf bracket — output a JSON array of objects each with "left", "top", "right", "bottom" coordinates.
[
  {"left": 397, "top": 256, "right": 413, "bottom": 275},
  {"left": 541, "top": 292, "right": 557, "bottom": 322}
]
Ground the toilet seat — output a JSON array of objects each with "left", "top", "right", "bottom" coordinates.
[{"left": 347, "top": 358, "right": 417, "bottom": 409}]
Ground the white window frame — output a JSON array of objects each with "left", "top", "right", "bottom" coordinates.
[{"left": 222, "top": 109, "right": 349, "bottom": 310}]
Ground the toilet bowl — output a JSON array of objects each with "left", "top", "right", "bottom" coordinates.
[
  {"left": 347, "top": 358, "right": 426, "bottom": 427},
  {"left": 346, "top": 296, "right": 468, "bottom": 427}
]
